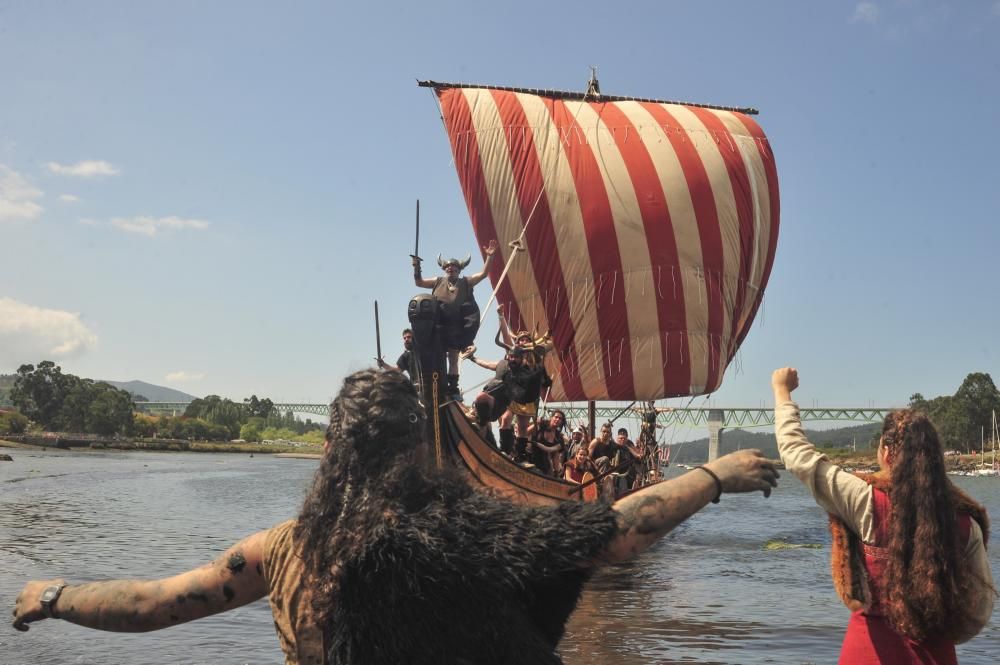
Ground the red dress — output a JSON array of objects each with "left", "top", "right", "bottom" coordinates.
[{"left": 838, "top": 488, "right": 972, "bottom": 665}]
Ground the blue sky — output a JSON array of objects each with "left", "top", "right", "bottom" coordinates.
[{"left": 1, "top": 0, "right": 998, "bottom": 415}]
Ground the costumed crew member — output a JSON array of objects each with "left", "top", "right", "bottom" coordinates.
[
  {"left": 771, "top": 367, "right": 993, "bottom": 664},
  {"left": 465, "top": 330, "right": 551, "bottom": 462},
  {"left": 412, "top": 239, "right": 497, "bottom": 400},
  {"left": 14, "top": 367, "right": 781, "bottom": 665},
  {"left": 377, "top": 328, "right": 416, "bottom": 383}
]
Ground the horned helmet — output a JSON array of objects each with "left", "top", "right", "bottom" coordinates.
[{"left": 437, "top": 254, "right": 472, "bottom": 272}]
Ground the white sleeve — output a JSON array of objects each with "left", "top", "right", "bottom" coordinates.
[
  {"left": 774, "top": 401, "right": 875, "bottom": 542},
  {"left": 954, "top": 520, "right": 995, "bottom": 644}
]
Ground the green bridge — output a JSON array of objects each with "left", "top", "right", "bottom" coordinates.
[{"left": 134, "top": 402, "right": 894, "bottom": 461}]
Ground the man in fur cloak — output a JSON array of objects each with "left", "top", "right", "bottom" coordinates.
[{"left": 13, "top": 369, "right": 780, "bottom": 665}]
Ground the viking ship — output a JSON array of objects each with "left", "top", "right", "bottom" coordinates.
[{"left": 412, "top": 77, "right": 780, "bottom": 506}]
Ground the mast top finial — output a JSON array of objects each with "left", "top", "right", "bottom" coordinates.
[{"left": 585, "top": 66, "right": 601, "bottom": 100}]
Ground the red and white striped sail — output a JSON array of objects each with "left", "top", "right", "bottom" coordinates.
[{"left": 434, "top": 85, "right": 780, "bottom": 401}]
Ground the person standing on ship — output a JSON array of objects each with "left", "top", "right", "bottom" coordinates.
[
  {"left": 771, "top": 367, "right": 994, "bottom": 664},
  {"left": 378, "top": 329, "right": 417, "bottom": 383},
  {"left": 412, "top": 240, "right": 497, "bottom": 401}
]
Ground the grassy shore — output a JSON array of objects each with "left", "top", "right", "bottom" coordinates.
[{"left": 807, "top": 447, "right": 990, "bottom": 473}]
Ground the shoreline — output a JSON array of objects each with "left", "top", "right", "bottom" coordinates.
[{"left": 0, "top": 437, "right": 322, "bottom": 456}]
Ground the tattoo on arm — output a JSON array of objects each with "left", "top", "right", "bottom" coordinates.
[
  {"left": 54, "top": 533, "right": 269, "bottom": 632},
  {"left": 604, "top": 473, "right": 715, "bottom": 562}
]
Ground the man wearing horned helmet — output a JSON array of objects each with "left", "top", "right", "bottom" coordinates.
[{"left": 412, "top": 239, "right": 497, "bottom": 400}]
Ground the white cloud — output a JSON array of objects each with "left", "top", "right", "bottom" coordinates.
[
  {"left": 0, "top": 165, "right": 44, "bottom": 223},
  {"left": 852, "top": 2, "right": 880, "bottom": 23},
  {"left": 110, "top": 215, "right": 210, "bottom": 236},
  {"left": 166, "top": 371, "right": 205, "bottom": 383},
  {"left": 45, "top": 160, "right": 120, "bottom": 177},
  {"left": 0, "top": 297, "right": 98, "bottom": 367},
  {"left": 59, "top": 194, "right": 80, "bottom": 203}
]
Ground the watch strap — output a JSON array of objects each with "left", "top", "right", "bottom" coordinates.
[{"left": 40, "top": 583, "right": 67, "bottom": 619}]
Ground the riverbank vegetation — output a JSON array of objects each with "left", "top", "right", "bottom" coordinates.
[
  {"left": 3, "top": 360, "right": 324, "bottom": 445},
  {"left": 908, "top": 372, "right": 1000, "bottom": 452}
]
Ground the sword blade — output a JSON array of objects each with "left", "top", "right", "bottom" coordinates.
[
  {"left": 374, "top": 300, "right": 383, "bottom": 362},
  {"left": 414, "top": 199, "right": 420, "bottom": 257}
]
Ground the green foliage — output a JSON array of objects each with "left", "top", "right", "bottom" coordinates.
[
  {"left": 133, "top": 413, "right": 159, "bottom": 438},
  {"left": 156, "top": 415, "right": 230, "bottom": 441},
  {"left": 7, "top": 363, "right": 324, "bottom": 441},
  {"left": 240, "top": 418, "right": 265, "bottom": 442},
  {"left": 909, "top": 373, "right": 1000, "bottom": 451},
  {"left": 256, "top": 426, "right": 324, "bottom": 445},
  {"left": 0, "top": 410, "right": 29, "bottom": 434},
  {"left": 10, "top": 362, "right": 135, "bottom": 435},
  {"left": 243, "top": 395, "right": 275, "bottom": 419},
  {"left": 184, "top": 395, "right": 245, "bottom": 439}
]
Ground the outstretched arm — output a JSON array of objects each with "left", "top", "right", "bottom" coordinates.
[
  {"left": 467, "top": 240, "right": 497, "bottom": 286},
  {"left": 466, "top": 352, "right": 499, "bottom": 372},
  {"left": 603, "top": 449, "right": 779, "bottom": 563},
  {"left": 13, "top": 530, "right": 270, "bottom": 633}
]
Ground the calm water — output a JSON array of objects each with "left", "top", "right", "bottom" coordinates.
[{"left": 1, "top": 449, "right": 997, "bottom": 665}]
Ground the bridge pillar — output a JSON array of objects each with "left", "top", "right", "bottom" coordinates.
[{"left": 707, "top": 409, "right": 725, "bottom": 462}]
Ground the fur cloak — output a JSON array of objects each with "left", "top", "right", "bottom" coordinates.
[{"left": 327, "top": 472, "right": 619, "bottom": 665}]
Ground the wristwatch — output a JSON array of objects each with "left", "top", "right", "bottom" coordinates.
[{"left": 40, "top": 584, "right": 67, "bottom": 618}]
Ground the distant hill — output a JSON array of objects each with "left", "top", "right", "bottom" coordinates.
[
  {"left": 665, "top": 422, "right": 881, "bottom": 463},
  {"left": 1, "top": 375, "right": 196, "bottom": 406},
  {"left": 102, "top": 380, "right": 198, "bottom": 403}
]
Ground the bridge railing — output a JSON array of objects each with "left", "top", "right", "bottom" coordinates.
[
  {"left": 133, "top": 402, "right": 896, "bottom": 429},
  {"left": 544, "top": 405, "right": 896, "bottom": 429}
]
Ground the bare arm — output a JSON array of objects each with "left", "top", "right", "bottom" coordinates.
[
  {"left": 469, "top": 356, "right": 499, "bottom": 371},
  {"left": 495, "top": 306, "right": 513, "bottom": 349},
  {"left": 13, "top": 530, "right": 269, "bottom": 633},
  {"left": 414, "top": 275, "right": 436, "bottom": 288},
  {"left": 603, "top": 450, "right": 779, "bottom": 563},
  {"left": 412, "top": 256, "right": 436, "bottom": 288},
  {"left": 466, "top": 240, "right": 497, "bottom": 286}
]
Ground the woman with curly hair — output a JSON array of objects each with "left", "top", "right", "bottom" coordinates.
[
  {"left": 772, "top": 367, "right": 994, "bottom": 664},
  {"left": 13, "top": 368, "right": 780, "bottom": 665}
]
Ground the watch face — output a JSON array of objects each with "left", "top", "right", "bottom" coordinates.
[{"left": 41, "top": 588, "right": 59, "bottom": 602}]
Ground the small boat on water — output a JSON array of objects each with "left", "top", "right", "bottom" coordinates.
[{"left": 411, "top": 77, "right": 780, "bottom": 504}]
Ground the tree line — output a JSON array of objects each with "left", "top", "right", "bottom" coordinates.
[
  {"left": 7, "top": 362, "right": 135, "bottom": 435},
  {"left": 2, "top": 361, "right": 323, "bottom": 443},
  {"left": 909, "top": 372, "right": 1000, "bottom": 452}
]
